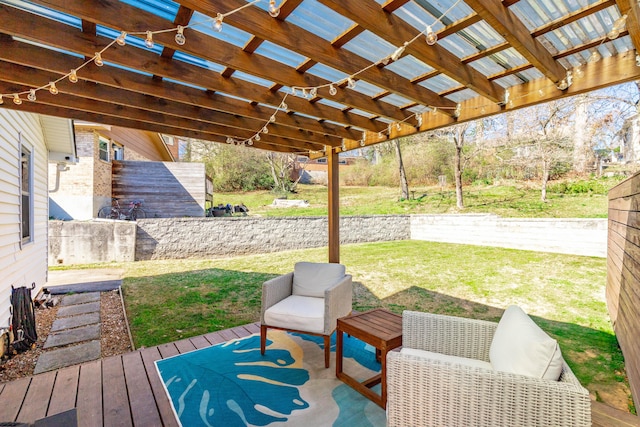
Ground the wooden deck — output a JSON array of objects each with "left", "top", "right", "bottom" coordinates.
[{"left": 0, "top": 322, "right": 637, "bottom": 426}]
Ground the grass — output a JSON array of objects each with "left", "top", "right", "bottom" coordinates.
[
  {"left": 214, "top": 181, "right": 614, "bottom": 218},
  {"left": 65, "top": 240, "right": 634, "bottom": 413}
]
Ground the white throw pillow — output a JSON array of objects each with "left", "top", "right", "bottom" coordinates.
[
  {"left": 292, "top": 262, "right": 346, "bottom": 298},
  {"left": 489, "top": 305, "right": 564, "bottom": 381}
]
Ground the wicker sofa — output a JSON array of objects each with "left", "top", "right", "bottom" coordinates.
[{"left": 386, "top": 309, "right": 591, "bottom": 427}]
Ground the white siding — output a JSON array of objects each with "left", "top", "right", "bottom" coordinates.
[{"left": 0, "top": 109, "right": 48, "bottom": 332}]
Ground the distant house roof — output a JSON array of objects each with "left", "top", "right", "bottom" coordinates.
[{"left": 39, "top": 115, "right": 77, "bottom": 164}]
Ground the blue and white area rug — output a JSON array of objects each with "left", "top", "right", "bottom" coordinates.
[{"left": 155, "top": 331, "right": 386, "bottom": 426}]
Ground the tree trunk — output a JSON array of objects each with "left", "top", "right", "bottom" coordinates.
[
  {"left": 573, "top": 96, "right": 588, "bottom": 174},
  {"left": 454, "top": 134, "right": 464, "bottom": 209},
  {"left": 394, "top": 139, "right": 409, "bottom": 199},
  {"left": 541, "top": 159, "right": 549, "bottom": 202}
]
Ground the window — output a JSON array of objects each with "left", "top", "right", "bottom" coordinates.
[
  {"left": 112, "top": 142, "right": 124, "bottom": 160},
  {"left": 20, "top": 142, "right": 32, "bottom": 245},
  {"left": 99, "top": 137, "right": 109, "bottom": 161}
]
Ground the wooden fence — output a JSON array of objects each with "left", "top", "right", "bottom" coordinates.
[{"left": 607, "top": 171, "right": 640, "bottom": 407}]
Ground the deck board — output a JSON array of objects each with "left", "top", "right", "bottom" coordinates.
[{"left": 0, "top": 322, "right": 635, "bottom": 426}]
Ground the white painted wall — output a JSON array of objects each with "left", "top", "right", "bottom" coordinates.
[
  {"left": 411, "top": 214, "right": 607, "bottom": 258},
  {"left": 0, "top": 109, "right": 49, "bottom": 332}
]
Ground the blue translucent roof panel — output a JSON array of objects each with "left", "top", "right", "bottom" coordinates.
[
  {"left": 379, "top": 93, "right": 415, "bottom": 108},
  {"left": 385, "top": 55, "right": 434, "bottom": 79},
  {"left": 254, "top": 41, "right": 307, "bottom": 68},
  {"left": 119, "top": 0, "right": 179, "bottom": 22},
  {"left": 418, "top": 73, "right": 459, "bottom": 93},
  {"left": 409, "top": 0, "right": 473, "bottom": 28},
  {"left": 457, "top": 21, "right": 505, "bottom": 51},
  {"left": 510, "top": 0, "right": 573, "bottom": 31},
  {"left": 232, "top": 70, "right": 274, "bottom": 87},
  {"left": 468, "top": 56, "right": 506, "bottom": 77},
  {"left": 438, "top": 34, "right": 479, "bottom": 59},
  {"left": 493, "top": 74, "right": 525, "bottom": 89},
  {"left": 349, "top": 108, "right": 377, "bottom": 119},
  {"left": 285, "top": 0, "right": 354, "bottom": 42},
  {"left": 188, "top": 11, "right": 253, "bottom": 48},
  {"left": 342, "top": 31, "right": 396, "bottom": 63},
  {"left": 12, "top": 36, "right": 84, "bottom": 59},
  {"left": 305, "top": 63, "right": 349, "bottom": 83},
  {"left": 173, "top": 51, "right": 226, "bottom": 72},
  {"left": 163, "top": 77, "right": 207, "bottom": 91},
  {"left": 349, "top": 80, "right": 385, "bottom": 97},
  {"left": 97, "top": 25, "right": 164, "bottom": 54},
  {"left": 316, "top": 98, "right": 349, "bottom": 110},
  {"left": 2, "top": 0, "right": 80, "bottom": 28}
]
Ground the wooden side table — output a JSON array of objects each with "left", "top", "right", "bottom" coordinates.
[{"left": 335, "top": 308, "right": 402, "bottom": 409}]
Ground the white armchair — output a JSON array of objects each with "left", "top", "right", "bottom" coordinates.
[
  {"left": 260, "top": 262, "right": 352, "bottom": 368},
  {"left": 387, "top": 308, "right": 591, "bottom": 427}
]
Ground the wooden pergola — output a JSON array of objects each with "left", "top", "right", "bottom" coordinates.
[{"left": 1, "top": 0, "right": 640, "bottom": 262}]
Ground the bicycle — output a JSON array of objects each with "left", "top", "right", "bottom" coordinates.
[{"left": 98, "top": 198, "right": 147, "bottom": 220}]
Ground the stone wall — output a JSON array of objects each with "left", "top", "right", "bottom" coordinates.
[
  {"left": 135, "top": 215, "right": 410, "bottom": 260},
  {"left": 49, "top": 220, "right": 137, "bottom": 265}
]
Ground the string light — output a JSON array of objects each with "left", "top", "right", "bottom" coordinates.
[
  {"left": 329, "top": 85, "right": 337, "bottom": 96},
  {"left": 69, "top": 69, "right": 78, "bottom": 83},
  {"left": 0, "top": 96, "right": 3, "bottom": 105},
  {"left": 175, "top": 26, "right": 186, "bottom": 45},
  {"left": 27, "top": 89, "right": 36, "bottom": 102},
  {"left": 607, "top": 14, "right": 627, "bottom": 40},
  {"left": 425, "top": 26, "right": 438, "bottom": 45},
  {"left": 268, "top": 0, "right": 280, "bottom": 18},
  {"left": 94, "top": 52, "right": 104, "bottom": 67},
  {"left": 49, "top": 82, "right": 59, "bottom": 95},
  {"left": 453, "top": 104, "right": 461, "bottom": 118},
  {"left": 116, "top": 31, "right": 127, "bottom": 46},
  {"left": 347, "top": 77, "right": 356, "bottom": 89},
  {"left": 145, "top": 31, "right": 154, "bottom": 49},
  {"left": 390, "top": 42, "right": 407, "bottom": 62},
  {"left": 213, "top": 13, "right": 224, "bottom": 32},
  {"left": 13, "top": 94, "right": 22, "bottom": 105}
]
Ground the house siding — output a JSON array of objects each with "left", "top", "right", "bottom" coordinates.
[{"left": 0, "top": 109, "right": 48, "bottom": 332}]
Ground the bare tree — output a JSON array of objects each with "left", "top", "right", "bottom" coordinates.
[{"left": 394, "top": 138, "right": 409, "bottom": 199}]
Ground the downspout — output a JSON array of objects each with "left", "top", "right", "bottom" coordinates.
[{"left": 49, "top": 162, "right": 69, "bottom": 193}]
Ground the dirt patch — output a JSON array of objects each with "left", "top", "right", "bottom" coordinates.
[{"left": 0, "top": 290, "right": 132, "bottom": 383}]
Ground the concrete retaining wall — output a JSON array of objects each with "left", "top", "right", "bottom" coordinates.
[
  {"left": 49, "top": 220, "right": 137, "bottom": 265},
  {"left": 48, "top": 214, "right": 607, "bottom": 265},
  {"left": 135, "top": 216, "right": 410, "bottom": 260},
  {"left": 410, "top": 214, "right": 607, "bottom": 257}
]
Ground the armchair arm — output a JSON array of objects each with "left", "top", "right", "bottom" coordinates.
[
  {"left": 403, "top": 310, "right": 497, "bottom": 361},
  {"left": 323, "top": 274, "right": 353, "bottom": 334},
  {"left": 387, "top": 352, "right": 591, "bottom": 427},
  {"left": 261, "top": 272, "right": 294, "bottom": 324}
]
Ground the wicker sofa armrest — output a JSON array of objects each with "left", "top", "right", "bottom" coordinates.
[
  {"left": 403, "top": 310, "right": 498, "bottom": 361},
  {"left": 323, "top": 274, "right": 353, "bottom": 334},
  {"left": 387, "top": 352, "right": 591, "bottom": 427},
  {"left": 261, "top": 272, "right": 294, "bottom": 324}
]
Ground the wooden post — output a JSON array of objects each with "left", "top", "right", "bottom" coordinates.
[{"left": 327, "top": 146, "right": 340, "bottom": 263}]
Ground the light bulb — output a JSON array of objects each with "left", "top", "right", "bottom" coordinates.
[
  {"left": 226, "top": 137, "right": 233, "bottom": 144},
  {"left": 247, "top": 138, "right": 253, "bottom": 146},
  {"left": 268, "top": 0, "right": 280, "bottom": 18},
  {"left": 454, "top": 104, "right": 461, "bottom": 118},
  {"left": 310, "top": 87, "right": 317, "bottom": 97},
  {"left": 27, "top": 89, "right": 36, "bottom": 102},
  {"left": 214, "top": 13, "right": 223, "bottom": 32},
  {"left": 69, "top": 69, "right": 78, "bottom": 83},
  {"left": 360, "top": 139, "right": 365, "bottom": 147},
  {"left": 347, "top": 77, "right": 356, "bottom": 89},
  {"left": 503, "top": 89, "right": 509, "bottom": 105},
  {"left": 608, "top": 14, "right": 627, "bottom": 39},
  {"left": 329, "top": 84, "right": 337, "bottom": 96},
  {"left": 145, "top": 31, "right": 154, "bottom": 49},
  {"left": 607, "top": 28, "right": 620, "bottom": 39},
  {"left": 49, "top": 82, "right": 58, "bottom": 95},
  {"left": 175, "top": 26, "right": 186, "bottom": 46},
  {"left": 262, "top": 126, "right": 269, "bottom": 134},
  {"left": 556, "top": 79, "right": 568, "bottom": 90},
  {"left": 341, "top": 142, "right": 346, "bottom": 151},
  {"left": 301, "top": 88, "right": 308, "bottom": 98},
  {"left": 13, "top": 94, "right": 22, "bottom": 105},
  {"left": 255, "top": 133, "right": 261, "bottom": 141},
  {"left": 390, "top": 43, "right": 407, "bottom": 61},
  {"left": 573, "top": 65, "right": 584, "bottom": 79},
  {"left": 291, "top": 87, "right": 298, "bottom": 96},
  {"left": 425, "top": 26, "right": 438, "bottom": 45},
  {"left": 588, "top": 50, "right": 601, "bottom": 63},
  {"left": 636, "top": 54, "right": 640, "bottom": 67},
  {"left": 280, "top": 101, "right": 287, "bottom": 110},
  {"left": 116, "top": 31, "right": 127, "bottom": 46},
  {"left": 538, "top": 89, "right": 544, "bottom": 98},
  {"left": 0, "top": 96, "right": 3, "bottom": 105},
  {"left": 395, "top": 123, "right": 401, "bottom": 131},
  {"left": 269, "top": 115, "right": 276, "bottom": 123},
  {"left": 94, "top": 52, "right": 104, "bottom": 67}
]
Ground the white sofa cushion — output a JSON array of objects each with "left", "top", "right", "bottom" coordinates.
[
  {"left": 263, "top": 295, "right": 325, "bottom": 334},
  {"left": 292, "top": 262, "right": 346, "bottom": 298},
  {"left": 490, "top": 305, "right": 564, "bottom": 381},
  {"left": 401, "top": 347, "right": 493, "bottom": 370}
]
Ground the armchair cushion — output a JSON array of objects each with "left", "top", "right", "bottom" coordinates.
[
  {"left": 292, "top": 262, "right": 346, "bottom": 298},
  {"left": 489, "top": 305, "right": 563, "bottom": 381},
  {"left": 263, "top": 295, "right": 325, "bottom": 334},
  {"left": 401, "top": 347, "right": 493, "bottom": 370}
]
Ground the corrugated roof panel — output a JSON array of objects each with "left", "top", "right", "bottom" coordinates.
[
  {"left": 394, "top": 1, "right": 442, "bottom": 32},
  {"left": 163, "top": 77, "right": 208, "bottom": 91},
  {"left": 469, "top": 56, "right": 508, "bottom": 77},
  {"left": 438, "top": 34, "right": 482, "bottom": 59},
  {"left": 1, "top": 0, "right": 80, "bottom": 28},
  {"left": 254, "top": 41, "right": 307, "bottom": 68},
  {"left": 232, "top": 70, "right": 274, "bottom": 87},
  {"left": 173, "top": 51, "right": 226, "bottom": 72},
  {"left": 285, "top": 0, "right": 354, "bottom": 42},
  {"left": 119, "top": 0, "right": 179, "bottom": 21},
  {"left": 12, "top": 36, "right": 85, "bottom": 59},
  {"left": 378, "top": 93, "right": 415, "bottom": 108},
  {"left": 418, "top": 73, "right": 459, "bottom": 92},
  {"left": 316, "top": 98, "right": 349, "bottom": 110},
  {"left": 305, "top": 64, "right": 349, "bottom": 83},
  {"left": 493, "top": 74, "right": 526, "bottom": 89},
  {"left": 188, "top": 11, "right": 253, "bottom": 48},
  {"left": 445, "top": 88, "right": 477, "bottom": 103},
  {"left": 342, "top": 30, "right": 396, "bottom": 63},
  {"left": 410, "top": 0, "right": 474, "bottom": 27},
  {"left": 348, "top": 80, "right": 386, "bottom": 97},
  {"left": 384, "top": 55, "right": 435, "bottom": 80},
  {"left": 460, "top": 21, "right": 506, "bottom": 50},
  {"left": 348, "top": 109, "right": 377, "bottom": 119}
]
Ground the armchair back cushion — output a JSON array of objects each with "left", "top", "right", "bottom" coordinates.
[
  {"left": 489, "top": 305, "right": 564, "bottom": 381},
  {"left": 292, "top": 262, "right": 346, "bottom": 298}
]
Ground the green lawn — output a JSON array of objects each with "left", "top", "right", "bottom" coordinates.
[
  {"left": 77, "top": 239, "right": 633, "bottom": 413},
  {"left": 214, "top": 181, "right": 613, "bottom": 218}
]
